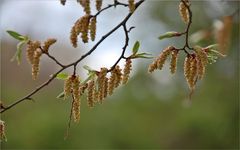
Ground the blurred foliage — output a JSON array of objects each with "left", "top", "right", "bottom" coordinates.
[{"left": 1, "top": 0, "right": 239, "bottom": 149}]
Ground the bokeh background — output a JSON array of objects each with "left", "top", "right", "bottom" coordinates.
[{"left": 0, "top": 0, "right": 239, "bottom": 149}]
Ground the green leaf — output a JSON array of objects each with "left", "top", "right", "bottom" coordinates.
[
  {"left": 56, "top": 91, "right": 65, "bottom": 99},
  {"left": 132, "top": 52, "right": 153, "bottom": 59},
  {"left": 11, "top": 41, "right": 26, "bottom": 65},
  {"left": 56, "top": 73, "right": 69, "bottom": 80},
  {"left": 7, "top": 30, "right": 26, "bottom": 41},
  {"left": 81, "top": 72, "right": 96, "bottom": 85},
  {"left": 132, "top": 41, "right": 140, "bottom": 55},
  {"left": 209, "top": 49, "right": 226, "bottom": 57},
  {"left": 158, "top": 31, "right": 181, "bottom": 40},
  {"left": 83, "top": 65, "right": 94, "bottom": 71},
  {"left": 205, "top": 44, "right": 219, "bottom": 50}
]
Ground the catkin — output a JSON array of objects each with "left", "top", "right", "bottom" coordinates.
[
  {"left": 148, "top": 60, "right": 158, "bottom": 73},
  {"left": 195, "top": 47, "right": 208, "bottom": 80},
  {"left": 70, "top": 26, "right": 78, "bottom": 48},
  {"left": 188, "top": 56, "right": 198, "bottom": 90},
  {"left": 184, "top": 55, "right": 192, "bottom": 86},
  {"left": 93, "top": 83, "right": 99, "bottom": 103},
  {"left": 97, "top": 68, "right": 108, "bottom": 103},
  {"left": 43, "top": 38, "right": 57, "bottom": 52},
  {"left": 64, "top": 76, "right": 73, "bottom": 99},
  {"left": 179, "top": 0, "right": 190, "bottom": 24},
  {"left": 108, "top": 68, "right": 117, "bottom": 95},
  {"left": 72, "top": 76, "right": 81, "bottom": 122},
  {"left": 79, "top": 0, "right": 90, "bottom": 15},
  {"left": 87, "top": 80, "right": 95, "bottom": 108},
  {"left": 0, "top": 120, "right": 6, "bottom": 141},
  {"left": 197, "top": 56, "right": 205, "bottom": 80},
  {"left": 26, "top": 41, "right": 40, "bottom": 65},
  {"left": 32, "top": 48, "right": 42, "bottom": 80},
  {"left": 157, "top": 46, "right": 174, "bottom": 70},
  {"left": 170, "top": 50, "right": 179, "bottom": 74},
  {"left": 122, "top": 59, "right": 132, "bottom": 84},
  {"left": 103, "top": 77, "right": 109, "bottom": 99},
  {"left": 128, "top": 0, "right": 135, "bottom": 13},
  {"left": 60, "top": 0, "right": 66, "bottom": 5},
  {"left": 114, "top": 65, "right": 123, "bottom": 88},
  {"left": 96, "top": 0, "right": 102, "bottom": 11},
  {"left": 90, "top": 17, "right": 97, "bottom": 41},
  {"left": 70, "top": 15, "right": 90, "bottom": 46},
  {"left": 195, "top": 46, "right": 208, "bottom": 66}
]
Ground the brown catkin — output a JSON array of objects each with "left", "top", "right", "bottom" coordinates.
[
  {"left": 128, "top": 0, "right": 135, "bottom": 13},
  {"left": 114, "top": 65, "right": 122, "bottom": 88},
  {"left": 170, "top": 49, "right": 179, "bottom": 74},
  {"left": 197, "top": 56, "right": 205, "bottom": 80},
  {"left": 26, "top": 40, "right": 40, "bottom": 64},
  {"left": 216, "top": 16, "right": 233, "bottom": 54},
  {"left": 87, "top": 80, "right": 95, "bottom": 108},
  {"left": 81, "top": 15, "right": 90, "bottom": 43},
  {"left": 72, "top": 76, "right": 81, "bottom": 123},
  {"left": 97, "top": 68, "right": 108, "bottom": 103},
  {"left": 179, "top": 0, "right": 190, "bottom": 24},
  {"left": 96, "top": 0, "right": 102, "bottom": 11},
  {"left": 103, "top": 77, "right": 108, "bottom": 99},
  {"left": 184, "top": 55, "right": 192, "bottom": 85},
  {"left": 90, "top": 17, "right": 97, "bottom": 41},
  {"left": 122, "top": 59, "right": 132, "bottom": 84},
  {"left": 188, "top": 56, "right": 198, "bottom": 90},
  {"left": 195, "top": 46, "right": 208, "bottom": 66},
  {"left": 93, "top": 83, "right": 99, "bottom": 103},
  {"left": 108, "top": 68, "right": 117, "bottom": 95},
  {"left": 64, "top": 76, "right": 73, "bottom": 99},
  {"left": 43, "top": 38, "right": 57, "bottom": 52},
  {"left": 70, "top": 15, "right": 90, "bottom": 47},
  {"left": 81, "top": 0, "right": 91, "bottom": 15},
  {"left": 32, "top": 48, "right": 42, "bottom": 80},
  {"left": 0, "top": 120, "right": 6, "bottom": 141},
  {"left": 195, "top": 46, "right": 208, "bottom": 80},
  {"left": 60, "top": 0, "right": 66, "bottom": 5},
  {"left": 157, "top": 46, "right": 174, "bottom": 70},
  {"left": 148, "top": 60, "right": 158, "bottom": 73},
  {"left": 70, "top": 26, "right": 78, "bottom": 48}
]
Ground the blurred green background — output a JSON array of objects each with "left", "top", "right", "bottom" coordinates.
[{"left": 0, "top": 0, "right": 239, "bottom": 149}]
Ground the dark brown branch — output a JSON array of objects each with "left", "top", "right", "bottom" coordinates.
[
  {"left": 175, "top": 0, "right": 194, "bottom": 55},
  {"left": 0, "top": 0, "right": 145, "bottom": 114},
  {"left": 109, "top": 24, "right": 130, "bottom": 72}
]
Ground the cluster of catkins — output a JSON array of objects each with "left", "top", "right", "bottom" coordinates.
[
  {"left": 179, "top": 0, "right": 190, "bottom": 24},
  {"left": 148, "top": 46, "right": 208, "bottom": 91},
  {"left": 64, "top": 59, "right": 132, "bottom": 122},
  {"left": 69, "top": 0, "right": 101, "bottom": 47},
  {"left": 69, "top": 0, "right": 137, "bottom": 47},
  {"left": 70, "top": 14, "right": 96, "bottom": 47},
  {"left": 26, "top": 39, "right": 57, "bottom": 80},
  {"left": 60, "top": 0, "right": 102, "bottom": 13}
]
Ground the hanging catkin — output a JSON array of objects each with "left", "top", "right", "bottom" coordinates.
[
  {"left": 179, "top": 0, "right": 190, "bottom": 24},
  {"left": 72, "top": 76, "right": 81, "bottom": 122},
  {"left": 32, "top": 48, "right": 42, "bottom": 80},
  {"left": 122, "top": 59, "right": 132, "bottom": 84},
  {"left": 87, "top": 80, "right": 95, "bottom": 108},
  {"left": 170, "top": 50, "right": 179, "bottom": 74},
  {"left": 96, "top": 0, "right": 102, "bottom": 11},
  {"left": 42, "top": 38, "right": 57, "bottom": 53},
  {"left": 26, "top": 40, "right": 40, "bottom": 65},
  {"left": 90, "top": 17, "right": 97, "bottom": 41}
]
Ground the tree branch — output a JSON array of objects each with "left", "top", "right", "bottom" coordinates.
[{"left": 1, "top": 0, "right": 145, "bottom": 114}]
